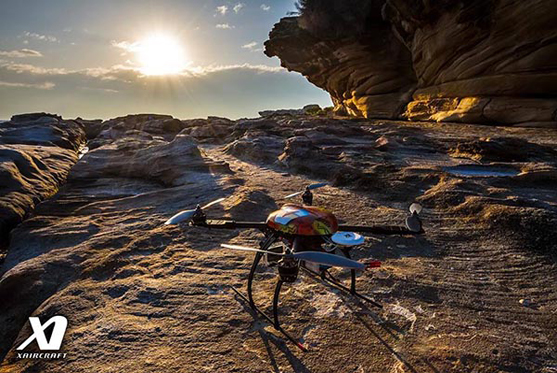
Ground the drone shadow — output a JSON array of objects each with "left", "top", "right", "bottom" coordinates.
[
  {"left": 231, "top": 291, "right": 313, "bottom": 373},
  {"left": 302, "top": 270, "right": 441, "bottom": 373},
  {"left": 301, "top": 269, "right": 405, "bottom": 339},
  {"left": 352, "top": 309, "right": 432, "bottom": 373},
  {"left": 353, "top": 301, "right": 442, "bottom": 373}
]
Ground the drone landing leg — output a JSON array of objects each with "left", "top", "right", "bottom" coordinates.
[
  {"left": 341, "top": 249, "right": 357, "bottom": 294},
  {"left": 272, "top": 279, "right": 283, "bottom": 329},
  {"left": 229, "top": 285, "right": 308, "bottom": 352},
  {"left": 247, "top": 234, "right": 277, "bottom": 308},
  {"left": 247, "top": 252, "right": 263, "bottom": 308}
]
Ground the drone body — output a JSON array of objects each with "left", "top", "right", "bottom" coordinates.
[
  {"left": 165, "top": 183, "right": 424, "bottom": 351},
  {"left": 266, "top": 203, "right": 338, "bottom": 236}
]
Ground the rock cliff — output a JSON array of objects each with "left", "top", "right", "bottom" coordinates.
[
  {"left": 265, "top": 0, "right": 557, "bottom": 126},
  {"left": 265, "top": 16, "right": 416, "bottom": 119}
]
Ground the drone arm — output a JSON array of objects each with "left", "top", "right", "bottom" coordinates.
[
  {"left": 338, "top": 224, "right": 424, "bottom": 235},
  {"left": 192, "top": 219, "right": 268, "bottom": 230}
]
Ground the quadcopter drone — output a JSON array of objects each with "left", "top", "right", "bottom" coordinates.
[{"left": 165, "top": 183, "right": 424, "bottom": 351}]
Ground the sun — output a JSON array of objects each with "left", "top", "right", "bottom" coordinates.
[{"left": 135, "top": 34, "right": 188, "bottom": 76}]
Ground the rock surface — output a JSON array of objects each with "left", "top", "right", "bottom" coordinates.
[
  {"left": 265, "top": 1, "right": 557, "bottom": 126},
  {"left": 0, "top": 112, "right": 556, "bottom": 372},
  {"left": 0, "top": 113, "right": 85, "bottom": 249}
]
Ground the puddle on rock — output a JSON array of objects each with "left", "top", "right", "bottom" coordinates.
[{"left": 444, "top": 165, "right": 520, "bottom": 177}]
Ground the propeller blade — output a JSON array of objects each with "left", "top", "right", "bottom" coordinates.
[
  {"left": 165, "top": 209, "right": 196, "bottom": 225},
  {"left": 409, "top": 203, "right": 422, "bottom": 215},
  {"left": 284, "top": 191, "right": 303, "bottom": 199},
  {"left": 221, "top": 244, "right": 284, "bottom": 255},
  {"left": 293, "top": 251, "right": 365, "bottom": 270},
  {"left": 202, "top": 197, "right": 225, "bottom": 210},
  {"left": 284, "top": 183, "right": 327, "bottom": 199},
  {"left": 308, "top": 182, "right": 327, "bottom": 190}
]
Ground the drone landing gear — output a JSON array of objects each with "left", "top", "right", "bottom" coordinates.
[
  {"left": 232, "top": 236, "right": 308, "bottom": 352},
  {"left": 229, "top": 283, "right": 307, "bottom": 352}
]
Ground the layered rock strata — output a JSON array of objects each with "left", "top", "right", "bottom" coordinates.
[
  {"left": 265, "top": 0, "right": 557, "bottom": 126},
  {"left": 0, "top": 113, "right": 86, "bottom": 248}
]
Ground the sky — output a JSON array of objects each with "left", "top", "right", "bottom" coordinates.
[{"left": 0, "top": 0, "right": 331, "bottom": 120}]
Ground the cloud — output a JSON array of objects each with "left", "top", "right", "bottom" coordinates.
[
  {"left": 21, "top": 32, "right": 58, "bottom": 43},
  {"left": 233, "top": 3, "right": 245, "bottom": 13},
  {"left": 0, "top": 49, "right": 43, "bottom": 58},
  {"left": 0, "top": 81, "right": 55, "bottom": 90},
  {"left": 0, "top": 61, "right": 283, "bottom": 84},
  {"left": 111, "top": 40, "right": 140, "bottom": 54},
  {"left": 192, "top": 63, "right": 283, "bottom": 75},
  {"left": 80, "top": 86, "right": 118, "bottom": 93},
  {"left": 3, "top": 63, "right": 68, "bottom": 75},
  {"left": 0, "top": 60, "right": 329, "bottom": 120},
  {"left": 261, "top": 4, "right": 270, "bottom": 11},
  {"left": 215, "top": 23, "right": 234, "bottom": 29},
  {"left": 241, "top": 42, "right": 263, "bottom": 53},
  {"left": 0, "top": 61, "right": 139, "bottom": 83},
  {"left": 216, "top": 5, "right": 228, "bottom": 15},
  {"left": 241, "top": 42, "right": 258, "bottom": 50}
]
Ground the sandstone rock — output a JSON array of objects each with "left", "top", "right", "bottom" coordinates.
[
  {"left": 375, "top": 135, "right": 400, "bottom": 151},
  {"left": 188, "top": 123, "right": 232, "bottom": 142},
  {"left": 0, "top": 112, "right": 556, "bottom": 372},
  {"left": 10, "top": 112, "right": 62, "bottom": 123},
  {"left": 207, "top": 116, "right": 233, "bottom": 124},
  {"left": 297, "top": 129, "right": 348, "bottom": 145},
  {"left": 387, "top": 0, "right": 557, "bottom": 125},
  {"left": 224, "top": 131, "right": 285, "bottom": 163},
  {"left": 79, "top": 119, "right": 103, "bottom": 139},
  {"left": 259, "top": 108, "right": 304, "bottom": 117},
  {"left": 100, "top": 114, "right": 185, "bottom": 139},
  {"left": 404, "top": 97, "right": 490, "bottom": 123},
  {"left": 233, "top": 118, "right": 277, "bottom": 132},
  {"left": 0, "top": 114, "right": 234, "bottom": 363},
  {"left": 449, "top": 137, "right": 557, "bottom": 162},
  {"left": 482, "top": 98, "right": 557, "bottom": 124},
  {"left": 303, "top": 104, "right": 322, "bottom": 114},
  {"left": 278, "top": 136, "right": 319, "bottom": 166},
  {"left": 264, "top": 17, "right": 416, "bottom": 119},
  {"left": 223, "top": 188, "right": 278, "bottom": 220},
  {"left": 267, "top": 1, "right": 557, "bottom": 125},
  {"left": 0, "top": 115, "right": 85, "bottom": 248},
  {"left": 73, "top": 134, "right": 230, "bottom": 187}
]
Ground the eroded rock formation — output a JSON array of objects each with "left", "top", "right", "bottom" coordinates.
[
  {"left": 265, "top": 16, "right": 416, "bottom": 119},
  {"left": 0, "top": 113, "right": 86, "bottom": 248},
  {"left": 265, "top": 0, "right": 557, "bottom": 127}
]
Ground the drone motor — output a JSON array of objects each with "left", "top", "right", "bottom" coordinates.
[{"left": 277, "top": 257, "right": 299, "bottom": 283}]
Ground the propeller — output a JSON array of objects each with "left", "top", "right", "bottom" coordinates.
[
  {"left": 165, "top": 197, "right": 225, "bottom": 225},
  {"left": 409, "top": 203, "right": 422, "bottom": 215},
  {"left": 221, "top": 244, "right": 370, "bottom": 270},
  {"left": 284, "top": 183, "right": 327, "bottom": 199},
  {"left": 405, "top": 202, "right": 423, "bottom": 232}
]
